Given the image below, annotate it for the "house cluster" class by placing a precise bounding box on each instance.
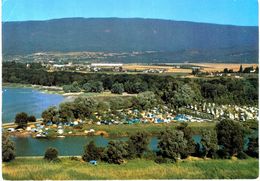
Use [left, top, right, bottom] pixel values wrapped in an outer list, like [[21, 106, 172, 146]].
[[186, 103, 258, 121]]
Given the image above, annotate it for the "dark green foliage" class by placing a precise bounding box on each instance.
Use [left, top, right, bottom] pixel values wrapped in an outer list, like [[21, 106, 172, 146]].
[[200, 130, 218, 158], [216, 119, 244, 156], [83, 80, 104, 93], [246, 137, 259, 158], [177, 123, 195, 158], [44, 147, 59, 161], [2, 134, 15, 162], [63, 81, 81, 93], [3, 62, 258, 106], [133, 91, 157, 110], [82, 141, 104, 162], [15, 112, 28, 128], [157, 129, 187, 161], [104, 141, 128, 164], [237, 152, 248, 160], [216, 149, 230, 159], [59, 102, 75, 122], [127, 132, 150, 158], [27, 115, 36, 122], [73, 97, 98, 119], [111, 82, 124, 94], [238, 65, 243, 73], [243, 66, 254, 73], [154, 156, 174, 164], [41, 106, 59, 123]]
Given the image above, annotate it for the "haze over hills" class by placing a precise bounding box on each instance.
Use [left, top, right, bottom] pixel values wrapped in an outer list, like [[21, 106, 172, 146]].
[[2, 17, 258, 63]]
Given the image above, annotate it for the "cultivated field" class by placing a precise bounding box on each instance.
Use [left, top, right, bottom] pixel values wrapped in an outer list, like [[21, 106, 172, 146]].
[[123, 64, 192, 73], [2, 157, 258, 179], [193, 63, 258, 72]]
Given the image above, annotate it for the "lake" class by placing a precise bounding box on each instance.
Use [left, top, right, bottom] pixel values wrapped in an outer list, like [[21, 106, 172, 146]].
[[11, 135, 202, 156], [2, 87, 64, 123]]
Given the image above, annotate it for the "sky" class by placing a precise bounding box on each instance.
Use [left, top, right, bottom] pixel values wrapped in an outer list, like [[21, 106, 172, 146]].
[[2, 0, 259, 26]]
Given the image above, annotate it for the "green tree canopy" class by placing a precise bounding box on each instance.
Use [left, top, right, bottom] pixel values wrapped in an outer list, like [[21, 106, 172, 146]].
[[157, 129, 188, 161], [216, 119, 244, 156], [104, 141, 128, 164], [111, 82, 124, 94], [41, 106, 59, 123], [127, 132, 150, 158], [83, 80, 104, 93], [15, 112, 28, 128], [82, 141, 104, 162], [2, 133, 15, 162]]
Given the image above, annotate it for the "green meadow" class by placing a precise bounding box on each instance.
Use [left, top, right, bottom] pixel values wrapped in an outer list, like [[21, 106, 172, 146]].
[[2, 157, 258, 180]]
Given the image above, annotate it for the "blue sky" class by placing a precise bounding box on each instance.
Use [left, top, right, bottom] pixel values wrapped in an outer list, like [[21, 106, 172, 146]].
[[2, 0, 258, 26]]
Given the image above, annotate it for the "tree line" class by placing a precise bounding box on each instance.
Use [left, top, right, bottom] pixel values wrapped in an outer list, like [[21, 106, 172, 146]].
[[3, 62, 258, 106], [3, 119, 258, 163]]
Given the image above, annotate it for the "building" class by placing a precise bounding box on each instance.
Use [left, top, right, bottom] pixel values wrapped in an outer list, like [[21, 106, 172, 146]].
[[91, 63, 123, 67]]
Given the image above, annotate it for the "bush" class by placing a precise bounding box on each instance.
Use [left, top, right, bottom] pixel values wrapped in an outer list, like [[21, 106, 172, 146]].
[[237, 152, 248, 160], [216, 149, 231, 159], [82, 141, 104, 162], [104, 141, 128, 164], [15, 112, 28, 128], [44, 147, 59, 161], [70, 156, 80, 161], [2, 134, 15, 162], [154, 156, 175, 164], [27, 115, 36, 122]]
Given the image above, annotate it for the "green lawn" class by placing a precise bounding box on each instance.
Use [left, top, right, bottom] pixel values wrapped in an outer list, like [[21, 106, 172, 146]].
[[2, 157, 258, 180]]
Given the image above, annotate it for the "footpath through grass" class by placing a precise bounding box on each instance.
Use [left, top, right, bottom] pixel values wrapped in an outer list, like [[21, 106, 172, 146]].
[[2, 157, 258, 180]]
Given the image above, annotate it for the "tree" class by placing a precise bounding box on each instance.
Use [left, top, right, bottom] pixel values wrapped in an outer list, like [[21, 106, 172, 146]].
[[243, 66, 254, 73], [82, 141, 104, 161], [127, 132, 150, 158], [177, 122, 195, 158], [238, 65, 243, 73], [171, 84, 199, 108], [83, 81, 104, 93], [111, 82, 124, 94], [200, 130, 218, 158], [44, 147, 59, 161], [216, 119, 244, 157], [104, 141, 128, 164], [157, 129, 187, 162], [223, 68, 229, 73], [133, 91, 157, 110], [41, 106, 59, 123], [15, 112, 28, 128], [2, 134, 15, 162], [74, 97, 98, 119], [246, 137, 258, 158], [63, 81, 81, 93], [27, 115, 36, 122], [59, 102, 75, 122]]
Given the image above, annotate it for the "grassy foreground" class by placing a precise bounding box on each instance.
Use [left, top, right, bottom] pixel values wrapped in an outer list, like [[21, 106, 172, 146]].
[[2, 157, 258, 180]]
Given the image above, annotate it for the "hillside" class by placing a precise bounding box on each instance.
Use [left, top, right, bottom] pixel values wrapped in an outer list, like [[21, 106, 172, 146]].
[[2, 18, 258, 62]]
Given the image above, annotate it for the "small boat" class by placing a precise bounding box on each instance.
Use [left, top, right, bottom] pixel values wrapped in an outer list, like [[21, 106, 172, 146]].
[[57, 135, 65, 138]]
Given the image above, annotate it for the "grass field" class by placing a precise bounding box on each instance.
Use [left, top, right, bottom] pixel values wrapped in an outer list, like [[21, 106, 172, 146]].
[[2, 157, 258, 180], [79, 121, 216, 137]]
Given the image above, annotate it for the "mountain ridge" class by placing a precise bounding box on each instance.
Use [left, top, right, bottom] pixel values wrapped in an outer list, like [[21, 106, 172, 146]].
[[3, 17, 258, 62]]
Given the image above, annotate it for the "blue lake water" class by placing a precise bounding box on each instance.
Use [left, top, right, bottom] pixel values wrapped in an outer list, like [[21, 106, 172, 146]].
[[11, 135, 202, 156], [2, 87, 64, 123]]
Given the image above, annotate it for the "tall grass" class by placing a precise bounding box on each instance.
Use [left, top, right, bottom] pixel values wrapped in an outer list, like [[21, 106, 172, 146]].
[[2, 157, 258, 180]]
